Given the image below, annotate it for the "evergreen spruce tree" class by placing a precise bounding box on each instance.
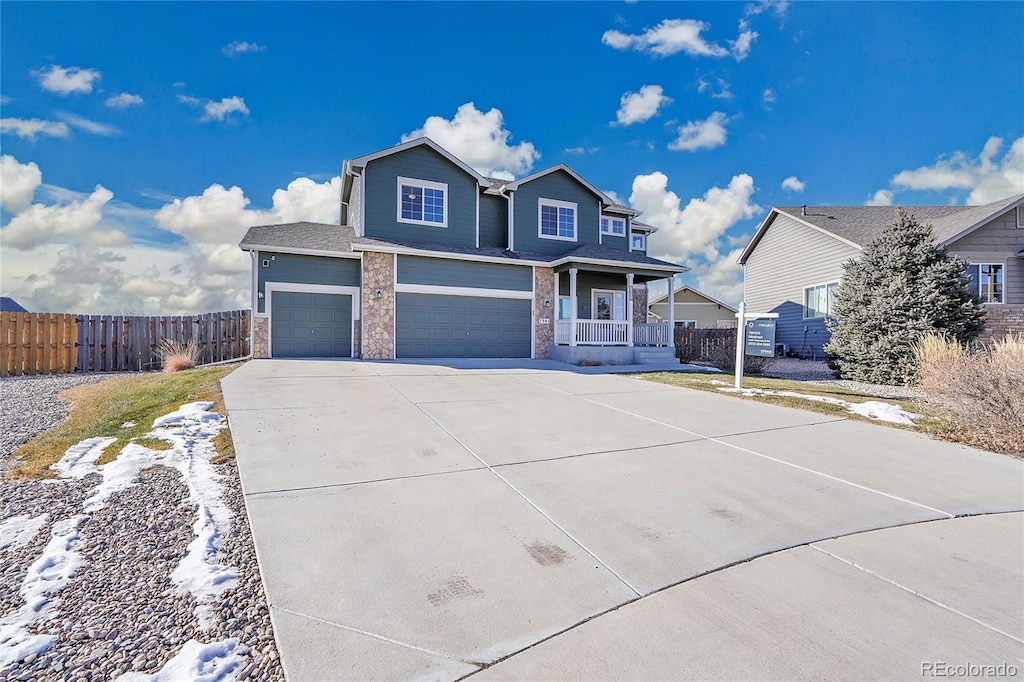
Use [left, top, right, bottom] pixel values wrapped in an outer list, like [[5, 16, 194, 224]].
[[824, 207, 985, 385]]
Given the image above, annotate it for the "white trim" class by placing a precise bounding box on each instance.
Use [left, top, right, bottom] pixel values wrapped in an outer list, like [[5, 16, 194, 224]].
[[530, 266, 536, 359], [557, 255, 687, 273], [507, 191, 515, 252], [350, 137, 490, 187], [359, 169, 366, 237], [397, 176, 448, 228], [591, 288, 627, 321], [504, 163, 639, 214], [802, 281, 840, 319], [250, 250, 258, 347], [394, 283, 533, 300], [538, 197, 578, 242], [241, 244, 361, 259], [1017, 205, 1024, 229], [600, 215, 626, 237], [740, 209, 862, 265], [965, 261, 1005, 304], [630, 231, 646, 252], [264, 282, 361, 359], [475, 190, 480, 248], [392, 253, 397, 359]]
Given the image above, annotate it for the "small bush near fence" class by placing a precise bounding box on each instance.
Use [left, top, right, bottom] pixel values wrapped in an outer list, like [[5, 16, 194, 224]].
[[674, 328, 736, 364], [915, 334, 1024, 456]]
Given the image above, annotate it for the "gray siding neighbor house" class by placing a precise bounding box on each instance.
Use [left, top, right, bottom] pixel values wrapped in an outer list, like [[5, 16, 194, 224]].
[[739, 194, 1024, 359], [238, 137, 688, 363]]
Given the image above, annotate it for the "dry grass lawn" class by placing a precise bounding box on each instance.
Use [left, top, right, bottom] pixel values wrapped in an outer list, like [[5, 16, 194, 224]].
[[11, 364, 240, 480]]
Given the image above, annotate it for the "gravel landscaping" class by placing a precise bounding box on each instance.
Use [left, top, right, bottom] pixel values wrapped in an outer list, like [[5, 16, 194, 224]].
[[0, 374, 284, 681], [763, 358, 924, 400]]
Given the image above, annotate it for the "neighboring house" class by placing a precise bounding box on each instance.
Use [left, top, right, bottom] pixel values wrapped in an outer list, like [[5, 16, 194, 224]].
[[739, 194, 1024, 359], [0, 297, 28, 313], [238, 137, 688, 363], [647, 286, 738, 329]]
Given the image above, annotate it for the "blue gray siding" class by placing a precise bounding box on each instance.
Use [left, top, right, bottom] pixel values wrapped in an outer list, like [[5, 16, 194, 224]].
[[557, 271, 628, 319], [743, 214, 861, 359], [512, 171, 602, 256], [947, 208, 1024, 305], [363, 145, 478, 247], [257, 251, 360, 313], [397, 255, 532, 291], [479, 194, 508, 248]]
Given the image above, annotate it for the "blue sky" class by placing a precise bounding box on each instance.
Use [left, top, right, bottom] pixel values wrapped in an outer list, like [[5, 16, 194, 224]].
[[2, 1, 1022, 313]]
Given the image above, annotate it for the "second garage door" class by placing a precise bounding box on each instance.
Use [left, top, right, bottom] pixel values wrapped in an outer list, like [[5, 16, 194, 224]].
[[271, 291, 352, 358], [396, 293, 531, 358]]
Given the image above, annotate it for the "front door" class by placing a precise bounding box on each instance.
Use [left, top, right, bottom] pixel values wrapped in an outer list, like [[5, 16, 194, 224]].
[[592, 290, 626, 320]]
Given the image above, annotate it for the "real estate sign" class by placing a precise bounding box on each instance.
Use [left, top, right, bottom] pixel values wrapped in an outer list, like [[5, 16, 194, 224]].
[[744, 319, 776, 357]]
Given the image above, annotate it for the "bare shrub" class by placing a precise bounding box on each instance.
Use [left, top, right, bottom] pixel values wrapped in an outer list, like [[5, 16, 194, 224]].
[[158, 338, 201, 373], [709, 344, 773, 374], [915, 334, 1024, 456]]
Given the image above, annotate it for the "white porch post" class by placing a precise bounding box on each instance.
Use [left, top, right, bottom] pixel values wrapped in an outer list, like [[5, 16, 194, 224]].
[[666, 276, 676, 348], [626, 273, 634, 347], [569, 267, 578, 347], [552, 271, 560, 344]]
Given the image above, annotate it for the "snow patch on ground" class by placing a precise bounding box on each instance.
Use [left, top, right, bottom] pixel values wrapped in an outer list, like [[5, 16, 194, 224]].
[[0, 514, 48, 551], [116, 638, 247, 681], [719, 387, 920, 425], [0, 401, 239, 667]]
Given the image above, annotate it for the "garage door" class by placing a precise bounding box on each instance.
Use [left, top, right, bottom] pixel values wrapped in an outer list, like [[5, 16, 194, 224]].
[[396, 293, 531, 358], [271, 291, 352, 358]]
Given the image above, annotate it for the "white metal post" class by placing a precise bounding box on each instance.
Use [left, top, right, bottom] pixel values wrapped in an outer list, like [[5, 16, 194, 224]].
[[666, 276, 675, 348], [626, 273, 634, 347], [734, 300, 746, 389], [569, 267, 578, 348]]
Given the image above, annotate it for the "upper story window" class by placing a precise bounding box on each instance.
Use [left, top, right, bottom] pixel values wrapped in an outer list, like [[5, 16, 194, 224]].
[[539, 199, 577, 241], [1017, 206, 1024, 228], [398, 176, 447, 227], [600, 216, 626, 236], [804, 281, 839, 319], [966, 263, 1003, 303], [631, 232, 647, 251]]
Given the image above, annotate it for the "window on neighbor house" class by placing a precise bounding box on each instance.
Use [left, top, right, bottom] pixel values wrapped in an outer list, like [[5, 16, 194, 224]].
[[803, 282, 839, 319], [716, 319, 737, 329], [966, 263, 1004, 303], [398, 177, 447, 226], [675, 320, 697, 329], [600, 216, 626, 236], [631, 232, 646, 251], [539, 199, 577, 240]]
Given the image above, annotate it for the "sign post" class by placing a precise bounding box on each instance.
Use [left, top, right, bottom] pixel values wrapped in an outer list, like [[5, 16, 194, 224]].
[[734, 303, 779, 389]]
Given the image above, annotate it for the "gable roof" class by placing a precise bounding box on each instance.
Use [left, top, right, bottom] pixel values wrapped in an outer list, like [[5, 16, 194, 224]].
[[739, 193, 1024, 265], [0, 297, 28, 313], [348, 137, 490, 188], [647, 286, 736, 311], [630, 220, 659, 234], [503, 164, 641, 215], [239, 222, 356, 256]]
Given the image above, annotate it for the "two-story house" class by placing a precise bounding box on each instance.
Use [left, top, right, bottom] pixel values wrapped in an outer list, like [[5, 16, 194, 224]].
[[238, 137, 687, 363], [739, 194, 1024, 359]]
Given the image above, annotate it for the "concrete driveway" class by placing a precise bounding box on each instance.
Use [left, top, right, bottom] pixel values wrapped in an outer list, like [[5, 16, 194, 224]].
[[221, 359, 1024, 681]]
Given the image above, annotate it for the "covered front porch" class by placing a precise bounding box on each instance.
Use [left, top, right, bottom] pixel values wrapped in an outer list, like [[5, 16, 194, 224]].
[[548, 262, 685, 362]]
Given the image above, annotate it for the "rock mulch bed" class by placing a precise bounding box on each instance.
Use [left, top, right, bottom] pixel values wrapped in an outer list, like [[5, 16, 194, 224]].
[[0, 374, 284, 681], [762, 358, 924, 400]]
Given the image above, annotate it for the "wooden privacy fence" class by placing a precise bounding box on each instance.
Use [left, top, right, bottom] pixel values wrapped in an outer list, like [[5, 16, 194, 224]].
[[674, 327, 737, 363], [0, 313, 78, 377], [1, 310, 250, 376]]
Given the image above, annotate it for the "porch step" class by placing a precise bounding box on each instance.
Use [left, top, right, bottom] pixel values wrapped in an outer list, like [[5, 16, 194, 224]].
[[633, 347, 679, 365]]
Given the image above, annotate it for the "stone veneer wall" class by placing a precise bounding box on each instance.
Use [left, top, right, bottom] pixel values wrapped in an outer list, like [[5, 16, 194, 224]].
[[361, 252, 395, 359], [979, 304, 1024, 339], [632, 286, 648, 324], [352, 319, 361, 358], [253, 316, 269, 358], [533, 267, 554, 359]]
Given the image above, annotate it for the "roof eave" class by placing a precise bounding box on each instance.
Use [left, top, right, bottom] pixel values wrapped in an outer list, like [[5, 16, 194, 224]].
[[349, 137, 490, 188]]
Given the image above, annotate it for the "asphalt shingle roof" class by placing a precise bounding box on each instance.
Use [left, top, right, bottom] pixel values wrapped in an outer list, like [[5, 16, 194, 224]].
[[239, 222, 355, 253]]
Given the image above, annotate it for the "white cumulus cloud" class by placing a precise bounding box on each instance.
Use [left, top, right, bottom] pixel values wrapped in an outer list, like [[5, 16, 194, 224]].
[[401, 102, 539, 179], [202, 96, 250, 122], [781, 176, 805, 192], [1, 118, 70, 141], [602, 19, 729, 58], [615, 85, 672, 126], [688, 247, 746, 306], [630, 171, 761, 263], [864, 189, 893, 206], [729, 23, 758, 61], [1, 155, 42, 213], [889, 136, 1024, 205], [222, 41, 266, 56], [105, 93, 144, 108], [2, 185, 122, 250], [668, 111, 729, 152], [35, 65, 101, 95]]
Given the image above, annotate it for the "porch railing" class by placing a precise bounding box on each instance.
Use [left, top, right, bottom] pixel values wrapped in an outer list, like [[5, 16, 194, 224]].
[[554, 320, 572, 345], [633, 322, 671, 347]]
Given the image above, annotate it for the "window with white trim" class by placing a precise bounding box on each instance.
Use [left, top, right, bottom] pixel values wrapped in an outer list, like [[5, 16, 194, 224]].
[[557, 296, 572, 320], [675, 320, 697, 329], [803, 282, 839, 319], [1017, 206, 1024, 228], [600, 216, 626, 236], [716, 319, 737, 329], [592, 289, 626, 320], [966, 263, 1004, 303], [397, 177, 447, 227], [539, 199, 577, 240], [631, 232, 646, 251]]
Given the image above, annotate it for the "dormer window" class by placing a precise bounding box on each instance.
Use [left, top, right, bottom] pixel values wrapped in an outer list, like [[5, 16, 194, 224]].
[[631, 232, 647, 251], [398, 176, 447, 227], [539, 198, 577, 241], [600, 216, 626, 236]]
